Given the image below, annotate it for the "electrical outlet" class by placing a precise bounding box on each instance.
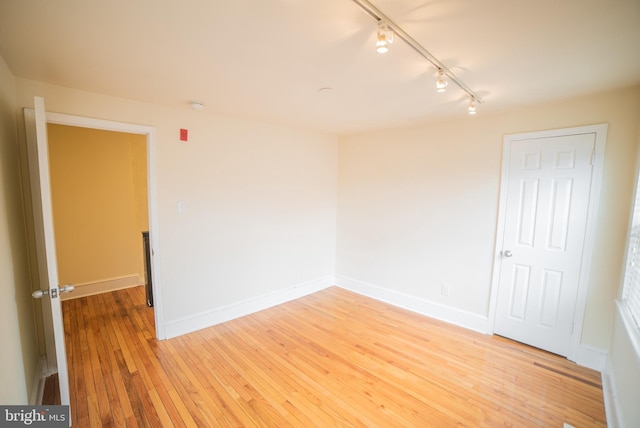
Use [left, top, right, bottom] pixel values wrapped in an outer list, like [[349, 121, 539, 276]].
[[441, 284, 450, 297]]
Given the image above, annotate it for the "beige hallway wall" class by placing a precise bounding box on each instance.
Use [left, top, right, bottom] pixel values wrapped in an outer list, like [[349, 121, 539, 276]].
[[48, 124, 148, 290]]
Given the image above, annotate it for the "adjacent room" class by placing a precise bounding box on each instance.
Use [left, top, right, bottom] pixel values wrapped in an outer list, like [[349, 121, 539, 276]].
[[0, 0, 639, 426]]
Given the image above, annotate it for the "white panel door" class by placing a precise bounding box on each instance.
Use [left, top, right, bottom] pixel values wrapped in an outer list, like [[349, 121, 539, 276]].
[[494, 133, 595, 356], [24, 97, 71, 409]]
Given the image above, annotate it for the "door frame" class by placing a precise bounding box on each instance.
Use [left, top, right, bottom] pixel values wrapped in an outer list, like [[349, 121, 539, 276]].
[[488, 124, 607, 364], [44, 111, 166, 339]]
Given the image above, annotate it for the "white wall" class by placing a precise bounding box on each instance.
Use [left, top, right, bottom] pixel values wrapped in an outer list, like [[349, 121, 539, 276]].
[[606, 120, 640, 428], [609, 305, 640, 427], [337, 86, 640, 352], [15, 78, 338, 330], [0, 57, 39, 403]]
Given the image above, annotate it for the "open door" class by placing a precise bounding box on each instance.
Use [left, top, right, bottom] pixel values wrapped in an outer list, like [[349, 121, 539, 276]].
[[24, 97, 73, 413]]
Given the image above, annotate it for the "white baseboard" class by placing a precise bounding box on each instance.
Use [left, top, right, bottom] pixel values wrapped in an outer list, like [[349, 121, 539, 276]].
[[335, 275, 492, 334], [29, 356, 48, 405], [602, 356, 624, 428], [61, 274, 142, 300], [164, 275, 335, 339], [571, 344, 608, 372]]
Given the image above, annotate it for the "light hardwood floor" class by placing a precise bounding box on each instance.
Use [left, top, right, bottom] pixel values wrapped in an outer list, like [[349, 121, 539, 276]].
[[62, 286, 606, 427]]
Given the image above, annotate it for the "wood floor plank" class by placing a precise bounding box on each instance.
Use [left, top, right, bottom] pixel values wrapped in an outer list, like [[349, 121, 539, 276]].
[[253, 303, 461, 427], [167, 389, 199, 428], [175, 334, 262, 427], [42, 374, 60, 405], [163, 339, 235, 427], [85, 293, 115, 427], [221, 317, 358, 427], [61, 285, 607, 427]]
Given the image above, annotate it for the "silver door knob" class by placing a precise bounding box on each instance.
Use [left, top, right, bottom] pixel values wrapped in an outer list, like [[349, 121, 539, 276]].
[[60, 284, 75, 293], [32, 285, 75, 299], [32, 289, 49, 299], [503, 250, 513, 257]]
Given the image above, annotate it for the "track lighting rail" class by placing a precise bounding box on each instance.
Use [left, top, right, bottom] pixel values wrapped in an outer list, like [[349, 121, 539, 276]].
[[351, 0, 483, 105]]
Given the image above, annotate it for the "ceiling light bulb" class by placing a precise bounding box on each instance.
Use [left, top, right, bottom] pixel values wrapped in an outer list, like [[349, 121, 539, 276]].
[[436, 69, 448, 93], [468, 96, 477, 115], [376, 35, 389, 54], [376, 21, 393, 54]]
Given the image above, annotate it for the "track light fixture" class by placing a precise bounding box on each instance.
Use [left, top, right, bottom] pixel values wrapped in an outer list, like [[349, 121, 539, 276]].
[[376, 20, 394, 54], [352, 0, 483, 114], [436, 69, 448, 93], [468, 96, 477, 115]]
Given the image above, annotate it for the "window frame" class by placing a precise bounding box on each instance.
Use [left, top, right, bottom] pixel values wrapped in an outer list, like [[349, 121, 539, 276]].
[[618, 158, 640, 363]]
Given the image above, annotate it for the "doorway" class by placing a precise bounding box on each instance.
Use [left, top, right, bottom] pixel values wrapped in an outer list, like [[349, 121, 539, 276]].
[[490, 124, 607, 360]]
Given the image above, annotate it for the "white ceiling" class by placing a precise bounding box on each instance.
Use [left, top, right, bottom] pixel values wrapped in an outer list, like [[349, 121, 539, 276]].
[[1, 0, 639, 135]]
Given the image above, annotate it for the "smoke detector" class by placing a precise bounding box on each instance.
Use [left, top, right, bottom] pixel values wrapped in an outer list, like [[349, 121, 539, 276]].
[[189, 100, 205, 110]]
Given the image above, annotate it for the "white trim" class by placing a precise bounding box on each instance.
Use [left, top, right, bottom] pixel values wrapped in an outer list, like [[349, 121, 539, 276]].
[[60, 275, 141, 300], [46, 112, 154, 135], [487, 130, 513, 331], [29, 356, 48, 405], [164, 276, 335, 339], [41, 111, 166, 339], [488, 124, 608, 362], [572, 344, 608, 372], [146, 127, 165, 339], [569, 124, 608, 360], [336, 275, 491, 334], [616, 300, 640, 366], [603, 355, 624, 428]]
